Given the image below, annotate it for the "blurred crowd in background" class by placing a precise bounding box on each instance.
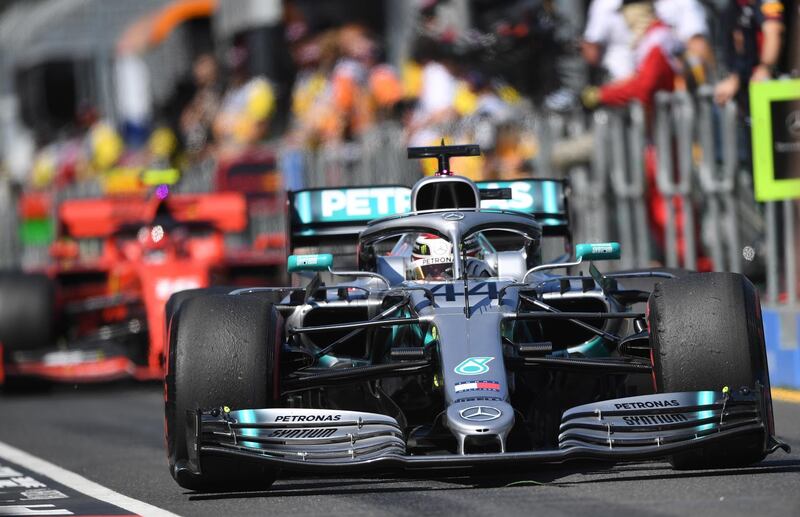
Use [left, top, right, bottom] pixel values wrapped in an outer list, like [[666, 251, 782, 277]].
[[0, 0, 796, 197]]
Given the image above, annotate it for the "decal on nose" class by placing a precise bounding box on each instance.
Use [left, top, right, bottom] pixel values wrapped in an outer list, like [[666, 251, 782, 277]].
[[454, 357, 494, 375]]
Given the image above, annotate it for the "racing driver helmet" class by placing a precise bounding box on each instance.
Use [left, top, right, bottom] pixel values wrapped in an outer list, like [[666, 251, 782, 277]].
[[138, 224, 173, 261], [408, 233, 453, 280]]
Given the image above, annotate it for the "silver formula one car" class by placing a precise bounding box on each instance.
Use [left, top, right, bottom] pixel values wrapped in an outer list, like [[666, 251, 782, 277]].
[[164, 144, 788, 491]]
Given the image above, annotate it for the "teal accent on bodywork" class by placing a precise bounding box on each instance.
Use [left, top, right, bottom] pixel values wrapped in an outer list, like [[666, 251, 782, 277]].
[[423, 327, 437, 346], [237, 410, 262, 449], [294, 187, 411, 224], [566, 335, 610, 357], [503, 318, 610, 358], [390, 307, 433, 347], [476, 179, 565, 216], [318, 355, 339, 368], [575, 242, 621, 261], [695, 391, 717, 432], [287, 253, 333, 273], [542, 180, 558, 214], [295, 191, 314, 225]]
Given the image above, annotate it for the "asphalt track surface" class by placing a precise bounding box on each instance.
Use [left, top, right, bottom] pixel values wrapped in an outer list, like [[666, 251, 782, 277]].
[[0, 382, 799, 517]]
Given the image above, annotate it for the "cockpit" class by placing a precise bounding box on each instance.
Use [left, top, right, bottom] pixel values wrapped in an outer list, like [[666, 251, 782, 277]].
[[357, 209, 542, 284]]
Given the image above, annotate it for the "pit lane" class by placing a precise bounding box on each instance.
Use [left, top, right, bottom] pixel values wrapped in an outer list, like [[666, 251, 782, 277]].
[[0, 382, 798, 516]]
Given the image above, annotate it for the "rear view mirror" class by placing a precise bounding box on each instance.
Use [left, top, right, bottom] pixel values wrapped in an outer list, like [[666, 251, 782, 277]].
[[575, 242, 620, 261], [287, 253, 333, 273]]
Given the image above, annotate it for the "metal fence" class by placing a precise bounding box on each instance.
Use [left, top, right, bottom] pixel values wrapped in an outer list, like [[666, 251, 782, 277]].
[[578, 88, 795, 306], [2, 89, 797, 307], [577, 89, 728, 273], [281, 121, 421, 190]]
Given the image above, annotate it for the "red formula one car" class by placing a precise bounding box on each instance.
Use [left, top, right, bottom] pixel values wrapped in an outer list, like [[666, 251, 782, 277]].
[[0, 191, 284, 386]]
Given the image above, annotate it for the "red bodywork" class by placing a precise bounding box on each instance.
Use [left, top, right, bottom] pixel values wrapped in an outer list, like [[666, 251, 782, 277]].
[[5, 191, 284, 383], [5, 147, 288, 384]]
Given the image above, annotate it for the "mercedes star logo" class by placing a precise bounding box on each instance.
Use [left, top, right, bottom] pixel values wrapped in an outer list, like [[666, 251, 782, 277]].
[[442, 212, 464, 221], [787, 110, 800, 138], [459, 405, 502, 422]]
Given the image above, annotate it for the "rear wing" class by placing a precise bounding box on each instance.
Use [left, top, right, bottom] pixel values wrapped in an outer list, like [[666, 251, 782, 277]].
[[477, 179, 570, 238], [215, 148, 282, 195], [286, 178, 569, 255], [287, 186, 410, 260], [59, 193, 247, 238]]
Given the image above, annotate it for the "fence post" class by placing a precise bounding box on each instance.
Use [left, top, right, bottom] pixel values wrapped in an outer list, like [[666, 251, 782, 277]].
[[674, 92, 697, 270], [628, 102, 650, 268], [536, 110, 556, 178], [609, 104, 649, 269], [608, 101, 649, 269], [572, 109, 610, 245], [654, 92, 697, 270], [766, 201, 779, 304], [696, 88, 740, 273], [785, 200, 797, 304], [609, 108, 634, 269], [721, 101, 742, 273], [654, 92, 679, 267]]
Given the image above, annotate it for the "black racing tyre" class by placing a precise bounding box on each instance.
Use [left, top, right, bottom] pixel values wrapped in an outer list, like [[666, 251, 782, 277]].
[[0, 272, 54, 351], [614, 267, 693, 295], [165, 294, 282, 491], [165, 287, 234, 329], [648, 272, 771, 469], [166, 287, 286, 327]]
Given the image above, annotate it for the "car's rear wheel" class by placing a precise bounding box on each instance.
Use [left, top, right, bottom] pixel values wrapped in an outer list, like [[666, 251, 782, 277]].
[[648, 272, 770, 469], [165, 294, 282, 491], [0, 272, 54, 351]]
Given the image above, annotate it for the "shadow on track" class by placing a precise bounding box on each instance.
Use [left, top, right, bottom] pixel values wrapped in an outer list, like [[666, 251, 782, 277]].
[[185, 462, 623, 500], [556, 458, 800, 486], [1, 378, 162, 397], [187, 458, 800, 501]]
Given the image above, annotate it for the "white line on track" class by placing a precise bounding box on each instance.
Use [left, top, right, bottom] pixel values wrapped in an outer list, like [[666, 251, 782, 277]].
[[0, 440, 180, 517]]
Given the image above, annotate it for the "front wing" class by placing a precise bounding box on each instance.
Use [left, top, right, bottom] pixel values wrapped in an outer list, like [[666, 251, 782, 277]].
[[179, 387, 789, 482]]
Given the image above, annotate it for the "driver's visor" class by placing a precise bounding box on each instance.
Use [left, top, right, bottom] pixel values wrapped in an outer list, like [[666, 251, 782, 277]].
[[408, 257, 453, 280]]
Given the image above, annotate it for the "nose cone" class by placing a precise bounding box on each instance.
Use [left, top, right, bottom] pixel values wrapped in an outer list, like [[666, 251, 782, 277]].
[[446, 401, 515, 453]]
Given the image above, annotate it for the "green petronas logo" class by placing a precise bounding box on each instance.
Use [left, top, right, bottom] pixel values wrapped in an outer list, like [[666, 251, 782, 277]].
[[454, 357, 494, 375]]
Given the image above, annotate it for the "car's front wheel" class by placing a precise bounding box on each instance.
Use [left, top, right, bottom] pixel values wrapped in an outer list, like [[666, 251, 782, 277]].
[[165, 293, 281, 491], [648, 272, 771, 469]]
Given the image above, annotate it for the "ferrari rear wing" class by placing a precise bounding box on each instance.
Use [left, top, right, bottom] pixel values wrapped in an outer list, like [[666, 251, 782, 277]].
[[286, 178, 570, 257], [59, 193, 248, 238]]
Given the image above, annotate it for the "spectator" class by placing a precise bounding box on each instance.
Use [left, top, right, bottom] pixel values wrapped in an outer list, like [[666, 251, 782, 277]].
[[368, 63, 403, 122], [328, 24, 379, 139], [213, 44, 276, 158], [287, 25, 388, 146], [582, 0, 700, 269], [582, 0, 712, 85], [581, 0, 682, 108], [287, 29, 338, 146], [713, 1, 786, 107], [179, 54, 221, 161], [405, 36, 458, 147]]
